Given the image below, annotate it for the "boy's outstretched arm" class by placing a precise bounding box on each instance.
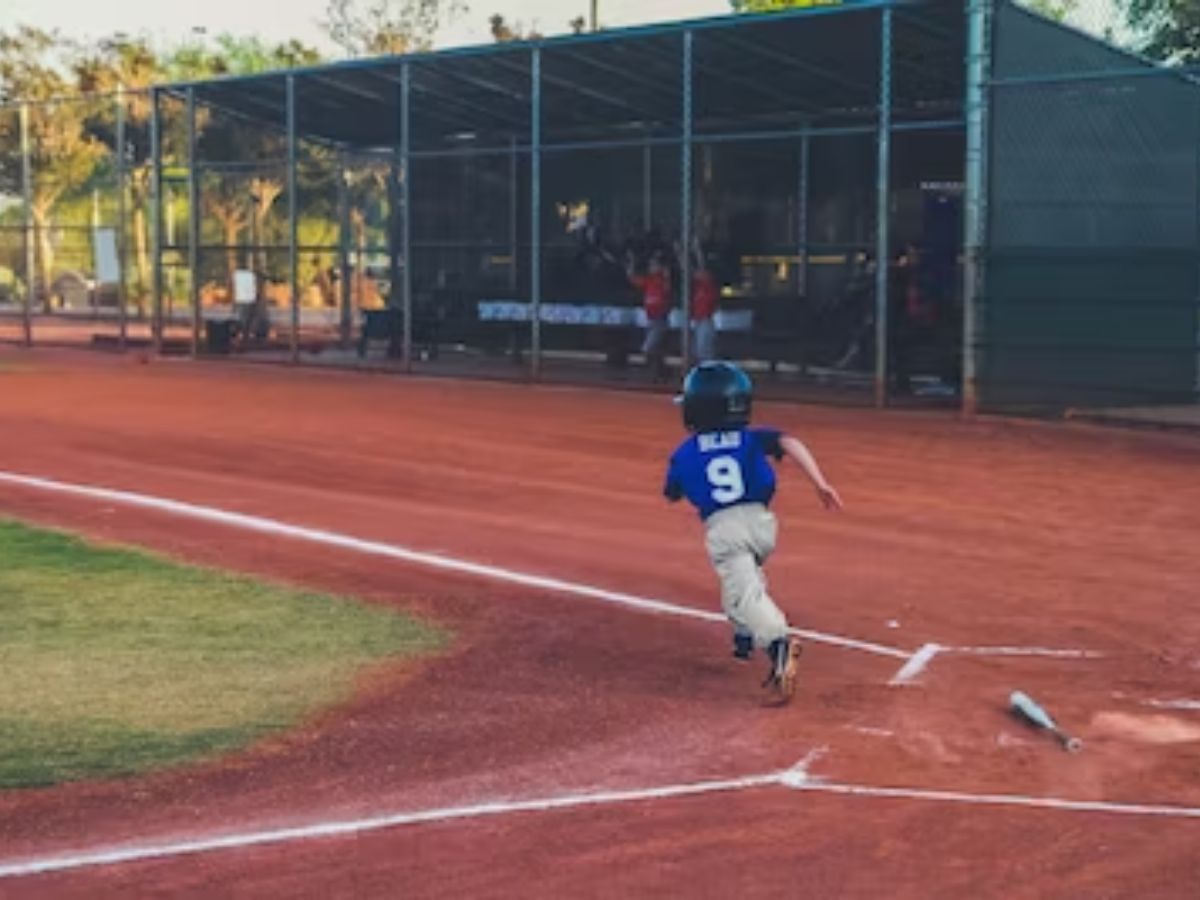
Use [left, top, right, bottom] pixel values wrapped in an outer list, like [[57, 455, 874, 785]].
[[780, 435, 843, 510]]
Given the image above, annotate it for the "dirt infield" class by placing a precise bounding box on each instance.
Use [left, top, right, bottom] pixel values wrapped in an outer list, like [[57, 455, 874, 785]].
[[1, 347, 1199, 898]]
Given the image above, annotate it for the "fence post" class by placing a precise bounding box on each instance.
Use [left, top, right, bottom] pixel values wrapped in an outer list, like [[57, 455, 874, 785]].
[[798, 130, 810, 298], [680, 30, 694, 370], [19, 102, 34, 347], [400, 62, 413, 373], [509, 135, 518, 295], [963, 0, 993, 417], [286, 74, 299, 364], [115, 86, 129, 352], [530, 47, 542, 380], [873, 6, 893, 409], [337, 152, 352, 350], [643, 142, 652, 232], [187, 87, 200, 358], [150, 88, 163, 354]]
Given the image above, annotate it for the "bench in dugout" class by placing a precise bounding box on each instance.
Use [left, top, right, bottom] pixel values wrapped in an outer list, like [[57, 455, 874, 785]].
[[358, 297, 447, 361]]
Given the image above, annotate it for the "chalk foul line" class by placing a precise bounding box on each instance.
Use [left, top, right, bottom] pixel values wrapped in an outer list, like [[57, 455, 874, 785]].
[[0, 469, 907, 660], [4, 753, 1200, 881], [0, 760, 812, 880]]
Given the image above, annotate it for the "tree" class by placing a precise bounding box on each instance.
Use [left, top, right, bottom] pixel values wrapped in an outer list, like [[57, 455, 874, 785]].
[[322, 0, 468, 57], [74, 36, 161, 309], [488, 14, 542, 42], [0, 26, 105, 310], [207, 35, 323, 74], [204, 188, 249, 285], [730, 0, 845, 11], [1122, 0, 1200, 63], [70, 33, 323, 312], [1026, 0, 1079, 21]]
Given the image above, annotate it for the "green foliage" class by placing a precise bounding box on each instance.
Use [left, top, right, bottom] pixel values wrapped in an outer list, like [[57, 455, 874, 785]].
[[1122, 0, 1200, 63], [0, 27, 107, 300], [322, 0, 467, 57], [160, 34, 324, 80], [0, 29, 325, 303], [730, 0, 846, 11], [1025, 0, 1079, 22], [489, 14, 542, 42], [0, 519, 446, 789]]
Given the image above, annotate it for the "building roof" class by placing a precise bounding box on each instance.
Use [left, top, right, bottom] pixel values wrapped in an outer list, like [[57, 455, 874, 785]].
[[163, 0, 965, 151]]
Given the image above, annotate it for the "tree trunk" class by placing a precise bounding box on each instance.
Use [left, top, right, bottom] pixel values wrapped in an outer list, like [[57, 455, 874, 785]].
[[130, 171, 151, 318], [255, 209, 269, 281], [31, 207, 54, 314], [225, 221, 240, 295]]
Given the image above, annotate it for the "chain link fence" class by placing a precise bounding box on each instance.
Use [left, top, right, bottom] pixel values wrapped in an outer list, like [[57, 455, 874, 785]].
[[3, 3, 1193, 415], [982, 0, 1200, 411]]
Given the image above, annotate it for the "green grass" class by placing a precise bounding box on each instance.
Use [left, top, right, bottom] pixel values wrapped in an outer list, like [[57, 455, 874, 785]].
[[0, 520, 447, 789]]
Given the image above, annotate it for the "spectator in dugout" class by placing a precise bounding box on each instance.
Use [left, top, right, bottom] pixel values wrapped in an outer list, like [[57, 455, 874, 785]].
[[688, 236, 719, 363], [626, 246, 672, 381]]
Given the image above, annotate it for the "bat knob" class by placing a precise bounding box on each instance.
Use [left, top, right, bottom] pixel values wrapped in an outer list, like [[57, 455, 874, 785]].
[[1063, 736, 1083, 753]]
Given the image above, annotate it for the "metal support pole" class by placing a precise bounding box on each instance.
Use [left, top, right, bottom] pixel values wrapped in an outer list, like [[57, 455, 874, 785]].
[[186, 87, 200, 358], [590, 0, 598, 32], [963, 0, 992, 416], [150, 88, 163, 354], [286, 75, 299, 363], [531, 47, 542, 378], [19, 103, 34, 347], [400, 63, 413, 372], [115, 86, 128, 351], [337, 154, 352, 349], [873, 7, 893, 408], [643, 142, 652, 230], [680, 30, 694, 368], [387, 155, 400, 358], [509, 135, 518, 294], [798, 131, 810, 297]]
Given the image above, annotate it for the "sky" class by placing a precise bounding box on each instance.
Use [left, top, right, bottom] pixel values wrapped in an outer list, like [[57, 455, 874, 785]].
[[0, 0, 1126, 57], [1, 0, 733, 53]]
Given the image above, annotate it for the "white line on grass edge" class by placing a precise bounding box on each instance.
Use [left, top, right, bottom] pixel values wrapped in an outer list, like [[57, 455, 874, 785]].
[[0, 470, 904, 660], [3, 751, 1200, 881]]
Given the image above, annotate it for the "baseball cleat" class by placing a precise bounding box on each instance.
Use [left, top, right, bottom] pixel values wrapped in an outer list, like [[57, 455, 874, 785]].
[[762, 637, 802, 703], [732, 631, 754, 661]]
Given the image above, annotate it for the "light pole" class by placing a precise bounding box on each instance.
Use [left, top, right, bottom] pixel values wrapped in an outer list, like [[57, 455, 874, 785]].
[[590, 0, 598, 31]]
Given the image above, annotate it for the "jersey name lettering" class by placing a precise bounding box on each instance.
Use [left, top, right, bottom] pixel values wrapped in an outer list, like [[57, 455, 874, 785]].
[[698, 431, 742, 453]]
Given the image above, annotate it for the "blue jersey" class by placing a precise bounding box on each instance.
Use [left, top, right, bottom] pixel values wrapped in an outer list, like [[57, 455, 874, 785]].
[[664, 427, 785, 520]]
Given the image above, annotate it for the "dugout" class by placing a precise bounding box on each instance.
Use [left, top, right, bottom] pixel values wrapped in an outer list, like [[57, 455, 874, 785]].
[[147, 0, 965, 402], [8, 1, 1191, 412]]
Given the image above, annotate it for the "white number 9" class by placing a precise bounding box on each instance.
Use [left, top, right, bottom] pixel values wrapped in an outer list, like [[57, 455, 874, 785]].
[[706, 455, 746, 504]]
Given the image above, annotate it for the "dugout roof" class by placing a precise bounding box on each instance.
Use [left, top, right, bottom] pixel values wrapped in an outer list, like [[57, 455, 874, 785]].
[[162, 0, 965, 152]]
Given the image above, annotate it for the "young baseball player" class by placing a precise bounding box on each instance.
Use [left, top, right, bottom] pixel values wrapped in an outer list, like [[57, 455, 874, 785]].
[[663, 361, 842, 702], [689, 238, 720, 364], [626, 249, 672, 381]]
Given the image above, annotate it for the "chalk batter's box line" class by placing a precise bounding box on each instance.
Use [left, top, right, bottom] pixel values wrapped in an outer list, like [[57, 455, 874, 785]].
[[2, 750, 1198, 882], [0, 471, 1098, 685]]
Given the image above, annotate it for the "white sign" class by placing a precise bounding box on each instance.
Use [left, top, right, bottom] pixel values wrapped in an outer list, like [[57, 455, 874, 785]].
[[233, 270, 257, 304], [477, 301, 753, 332], [93, 228, 120, 285]]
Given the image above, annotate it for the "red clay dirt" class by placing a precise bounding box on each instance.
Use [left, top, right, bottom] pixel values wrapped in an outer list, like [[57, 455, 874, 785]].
[[0, 347, 1199, 898]]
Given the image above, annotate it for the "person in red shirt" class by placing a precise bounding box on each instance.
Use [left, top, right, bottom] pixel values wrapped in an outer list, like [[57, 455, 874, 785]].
[[689, 237, 719, 363], [627, 250, 672, 380]]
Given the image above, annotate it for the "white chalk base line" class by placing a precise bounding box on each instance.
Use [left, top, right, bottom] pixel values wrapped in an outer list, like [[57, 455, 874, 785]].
[[0, 470, 906, 660], [3, 752, 1200, 881], [0, 471, 1101, 688], [889, 642, 1103, 686]]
